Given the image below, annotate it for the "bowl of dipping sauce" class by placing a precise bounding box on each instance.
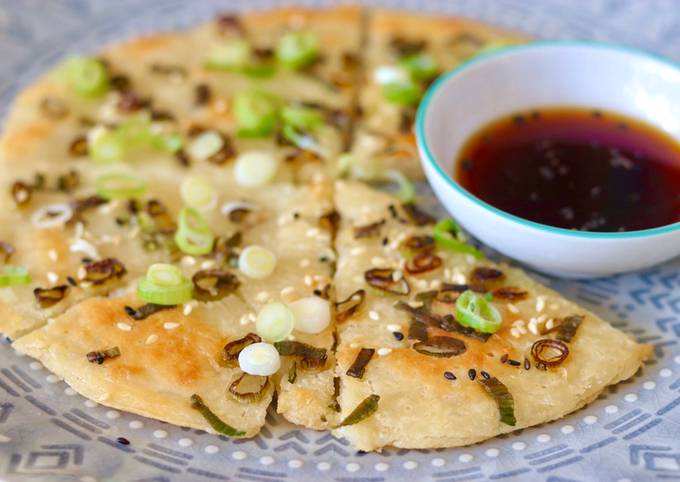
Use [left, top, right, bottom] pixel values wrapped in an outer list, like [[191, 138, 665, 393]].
[[416, 41, 680, 278]]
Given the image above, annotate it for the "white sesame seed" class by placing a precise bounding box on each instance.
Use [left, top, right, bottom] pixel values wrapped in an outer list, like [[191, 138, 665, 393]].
[[377, 348, 392, 356], [386, 324, 401, 332], [181, 256, 196, 267], [256, 291, 269, 302], [306, 228, 320, 237], [117, 322, 132, 332], [510, 328, 520, 338], [350, 246, 366, 256], [408, 300, 424, 308], [77, 266, 87, 280], [47, 318, 55, 325], [281, 286, 295, 296], [350, 342, 359, 349], [545, 318, 555, 330], [248, 312, 257, 322], [536, 297, 545, 312], [145, 334, 159, 345], [201, 260, 216, 270], [416, 279, 428, 290], [304, 275, 313, 286], [48, 249, 58, 262], [369, 310, 380, 321], [182, 304, 193, 316], [528, 322, 539, 335], [430, 279, 441, 290], [299, 259, 310, 268], [163, 322, 180, 330], [392, 270, 403, 281], [47, 272, 59, 284], [371, 256, 386, 266], [507, 304, 519, 314], [240, 315, 249, 326]]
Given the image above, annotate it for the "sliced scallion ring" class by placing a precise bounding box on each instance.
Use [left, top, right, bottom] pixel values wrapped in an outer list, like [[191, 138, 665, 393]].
[[289, 296, 331, 334], [238, 342, 281, 376], [281, 105, 323, 130], [137, 263, 192, 305], [381, 80, 422, 106], [380, 169, 416, 203], [205, 40, 252, 70], [234, 151, 279, 187], [63, 57, 109, 97], [233, 91, 278, 137], [455, 290, 502, 334], [152, 132, 184, 154], [255, 302, 295, 342], [117, 113, 153, 146], [398, 53, 439, 81], [276, 31, 318, 69], [187, 130, 224, 161], [0, 266, 31, 287], [174, 207, 214, 256], [31, 203, 74, 229], [180, 176, 218, 211], [238, 245, 277, 279], [432, 218, 484, 258], [89, 129, 127, 164], [95, 173, 147, 200]]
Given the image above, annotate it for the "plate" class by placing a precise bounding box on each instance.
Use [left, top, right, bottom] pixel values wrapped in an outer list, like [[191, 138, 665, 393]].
[[1, 1, 680, 481]]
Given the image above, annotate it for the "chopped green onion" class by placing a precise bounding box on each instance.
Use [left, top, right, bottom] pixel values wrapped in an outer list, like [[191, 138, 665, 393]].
[[95, 173, 147, 200], [190, 394, 245, 437], [276, 31, 318, 69], [238, 342, 281, 376], [233, 91, 279, 137], [432, 219, 484, 258], [0, 266, 31, 287], [234, 151, 279, 188], [381, 169, 416, 203], [152, 132, 184, 154], [338, 394, 380, 427], [238, 245, 277, 279], [117, 113, 153, 146], [381, 80, 421, 105], [478, 377, 516, 426], [240, 64, 277, 78], [399, 53, 439, 81], [180, 176, 217, 210], [137, 263, 192, 305], [187, 130, 224, 161], [205, 40, 251, 70], [63, 57, 109, 97], [256, 302, 295, 342], [174, 207, 214, 256], [89, 130, 127, 164], [281, 124, 323, 156], [455, 290, 502, 334], [281, 105, 322, 130]]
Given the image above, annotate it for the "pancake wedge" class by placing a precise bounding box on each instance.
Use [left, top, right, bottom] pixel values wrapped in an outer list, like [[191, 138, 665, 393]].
[[331, 181, 651, 451]]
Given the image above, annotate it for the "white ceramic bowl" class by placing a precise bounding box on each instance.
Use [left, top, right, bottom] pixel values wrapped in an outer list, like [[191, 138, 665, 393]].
[[416, 41, 680, 278]]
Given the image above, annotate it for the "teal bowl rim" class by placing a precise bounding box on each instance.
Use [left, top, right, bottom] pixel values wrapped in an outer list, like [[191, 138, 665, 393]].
[[415, 39, 680, 239]]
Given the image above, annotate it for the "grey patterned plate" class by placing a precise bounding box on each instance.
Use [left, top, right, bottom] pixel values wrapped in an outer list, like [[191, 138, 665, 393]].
[[2, 1, 680, 481]]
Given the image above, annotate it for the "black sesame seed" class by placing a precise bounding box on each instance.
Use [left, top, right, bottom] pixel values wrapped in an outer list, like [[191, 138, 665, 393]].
[[116, 437, 130, 445], [500, 354, 509, 363], [468, 368, 476, 381], [381, 237, 389, 246], [443, 371, 456, 380], [313, 289, 322, 296], [480, 371, 490, 380], [81, 257, 93, 264], [66, 276, 77, 287], [392, 331, 404, 341], [293, 212, 300, 220], [524, 357, 531, 370], [507, 359, 521, 367]]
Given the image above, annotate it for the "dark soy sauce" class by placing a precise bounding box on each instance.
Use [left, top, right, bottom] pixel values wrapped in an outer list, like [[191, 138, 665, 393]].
[[455, 107, 680, 232]]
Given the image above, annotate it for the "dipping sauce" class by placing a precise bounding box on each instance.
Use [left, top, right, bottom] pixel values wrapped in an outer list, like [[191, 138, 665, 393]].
[[455, 107, 680, 232]]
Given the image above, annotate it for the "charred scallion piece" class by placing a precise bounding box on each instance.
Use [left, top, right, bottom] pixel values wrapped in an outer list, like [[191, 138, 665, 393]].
[[34, 285, 69, 308], [124, 303, 173, 321], [11, 181, 32, 206], [554, 315, 584, 343], [346, 348, 375, 379], [492, 286, 529, 301], [334, 289, 365, 322], [319, 210, 340, 241], [221, 333, 261, 367], [228, 374, 270, 403], [478, 376, 516, 426], [273, 340, 328, 369], [401, 234, 435, 254], [353, 219, 386, 239], [401, 203, 435, 226], [192, 269, 240, 301], [0, 241, 15, 262], [436, 283, 468, 304], [328, 376, 341, 412], [413, 336, 466, 358], [405, 253, 442, 275], [86, 346, 121, 364], [365, 268, 410, 295], [531, 339, 570, 368], [84, 258, 127, 285], [469, 267, 505, 292], [338, 394, 380, 427], [288, 362, 298, 384], [190, 394, 245, 437]]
